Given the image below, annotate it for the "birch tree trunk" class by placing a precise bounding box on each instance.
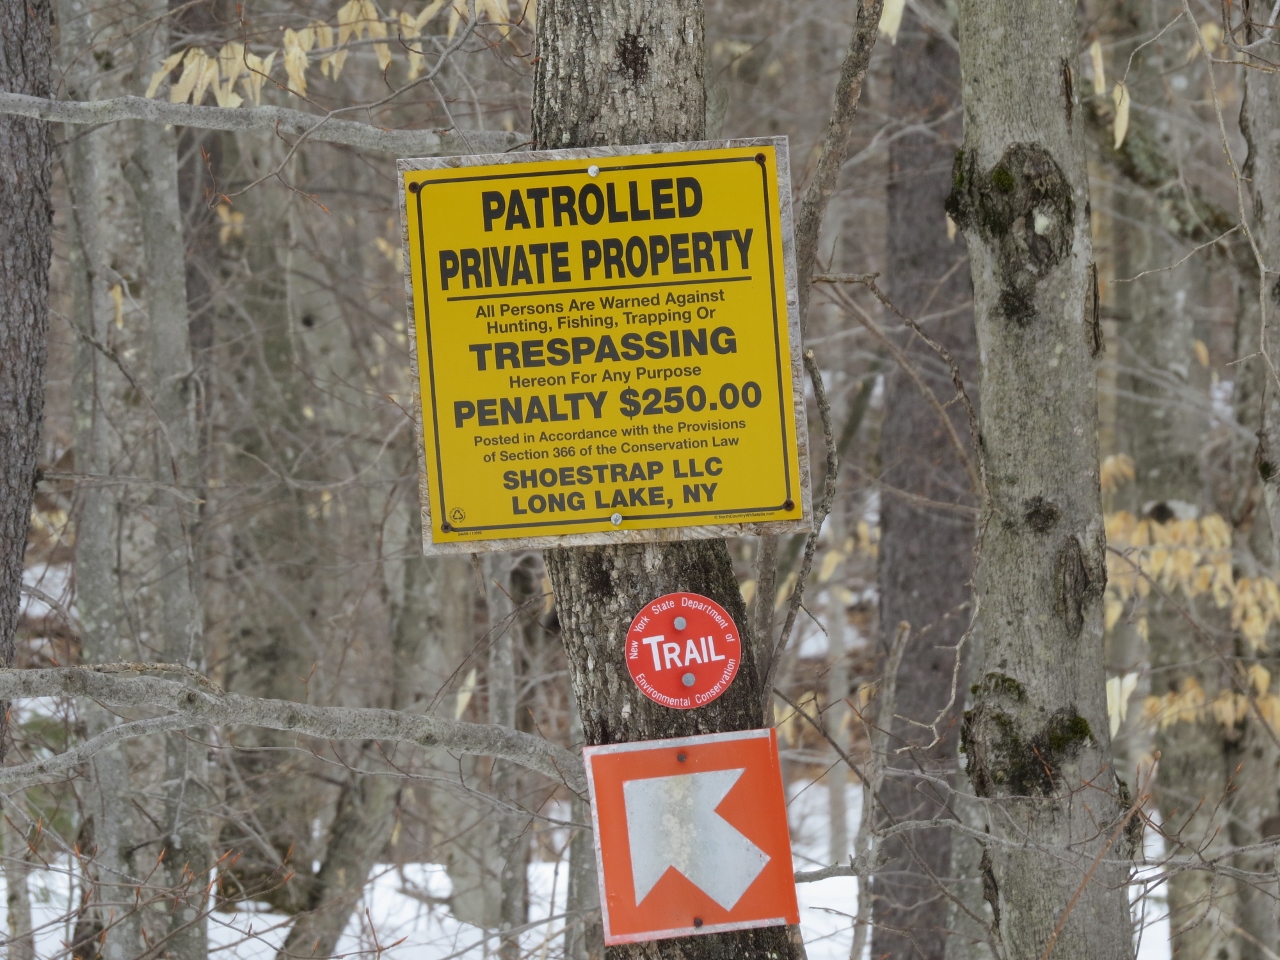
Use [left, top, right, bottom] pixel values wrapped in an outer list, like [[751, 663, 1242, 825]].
[[533, 4, 800, 957], [873, 10, 975, 958], [1236, 6, 1280, 953], [946, 0, 1136, 955], [0, 0, 52, 728]]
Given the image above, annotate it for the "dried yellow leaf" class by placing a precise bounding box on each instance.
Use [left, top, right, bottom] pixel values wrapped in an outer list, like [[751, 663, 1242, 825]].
[[1105, 597, 1123, 632], [1187, 20, 1222, 60], [818, 549, 844, 583], [1106, 672, 1139, 736], [1259, 693, 1280, 733], [169, 48, 205, 104], [447, 1, 464, 40], [109, 283, 124, 329], [1105, 509, 1137, 544], [283, 27, 316, 95], [1147, 546, 1168, 581], [361, 0, 392, 69], [774, 572, 797, 611], [454, 667, 477, 719], [1089, 39, 1106, 96], [215, 42, 246, 107], [1248, 663, 1272, 696], [216, 204, 245, 245], [879, 0, 906, 43], [1100, 454, 1136, 493], [146, 50, 186, 99], [1113, 81, 1130, 150], [240, 51, 275, 106], [1194, 339, 1210, 367]]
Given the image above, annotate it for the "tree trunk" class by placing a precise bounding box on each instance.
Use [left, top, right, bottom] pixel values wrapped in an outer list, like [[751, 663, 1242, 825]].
[[4, 801, 35, 960], [1114, 188, 1236, 958], [1236, 6, 1280, 954], [483, 552, 531, 960], [567, 688, 604, 960], [825, 500, 849, 867], [279, 531, 477, 958], [127, 14, 213, 956], [533, 3, 800, 958], [873, 10, 975, 959], [0, 0, 52, 740], [59, 1, 146, 953], [946, 0, 1136, 955]]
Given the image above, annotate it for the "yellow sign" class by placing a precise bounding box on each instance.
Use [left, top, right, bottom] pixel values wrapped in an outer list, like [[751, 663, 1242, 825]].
[[398, 139, 809, 553]]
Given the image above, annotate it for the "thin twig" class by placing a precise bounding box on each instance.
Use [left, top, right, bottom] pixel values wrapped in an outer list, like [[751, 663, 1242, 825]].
[[760, 351, 839, 716]]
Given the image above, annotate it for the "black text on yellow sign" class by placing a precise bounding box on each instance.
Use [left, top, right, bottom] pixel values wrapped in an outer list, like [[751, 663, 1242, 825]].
[[398, 140, 809, 552]]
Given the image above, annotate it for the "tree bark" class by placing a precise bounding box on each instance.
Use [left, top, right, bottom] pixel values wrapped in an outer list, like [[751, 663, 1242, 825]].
[[483, 552, 531, 959], [824, 500, 849, 867], [127, 14, 213, 956], [279, 536, 476, 958], [0, 0, 52, 742], [534, 3, 800, 958], [1236, 5, 1280, 954], [567, 687, 604, 960], [58, 1, 147, 953], [873, 10, 975, 959], [946, 0, 1136, 956], [1114, 182, 1236, 959], [4, 801, 35, 960]]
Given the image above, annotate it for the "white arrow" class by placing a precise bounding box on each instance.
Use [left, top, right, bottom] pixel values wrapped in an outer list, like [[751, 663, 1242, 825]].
[[622, 768, 770, 910]]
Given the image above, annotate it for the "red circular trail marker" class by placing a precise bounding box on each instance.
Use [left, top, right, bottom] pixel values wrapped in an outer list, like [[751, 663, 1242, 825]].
[[625, 593, 741, 710]]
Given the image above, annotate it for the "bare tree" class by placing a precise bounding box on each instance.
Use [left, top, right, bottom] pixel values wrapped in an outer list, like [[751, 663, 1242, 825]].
[[946, 0, 1137, 955], [0, 0, 53, 707], [872, 8, 975, 958]]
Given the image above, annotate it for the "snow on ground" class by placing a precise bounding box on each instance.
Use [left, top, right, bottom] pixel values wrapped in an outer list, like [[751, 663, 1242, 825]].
[[0, 780, 1172, 959]]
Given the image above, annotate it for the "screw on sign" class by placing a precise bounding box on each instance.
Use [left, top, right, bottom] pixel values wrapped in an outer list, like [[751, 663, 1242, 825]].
[[626, 593, 740, 709]]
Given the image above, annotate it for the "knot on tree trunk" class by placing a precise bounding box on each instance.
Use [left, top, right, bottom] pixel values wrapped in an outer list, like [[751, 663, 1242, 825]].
[[1054, 531, 1105, 640], [946, 142, 1075, 326], [962, 696, 1095, 799]]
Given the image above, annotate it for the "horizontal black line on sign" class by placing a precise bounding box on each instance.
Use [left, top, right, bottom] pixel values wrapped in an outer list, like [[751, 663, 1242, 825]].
[[447, 504, 788, 533], [407, 154, 763, 187], [445, 275, 753, 303]]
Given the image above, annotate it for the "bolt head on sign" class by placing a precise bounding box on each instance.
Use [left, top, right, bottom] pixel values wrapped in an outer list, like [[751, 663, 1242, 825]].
[[627, 593, 740, 709], [583, 728, 799, 945]]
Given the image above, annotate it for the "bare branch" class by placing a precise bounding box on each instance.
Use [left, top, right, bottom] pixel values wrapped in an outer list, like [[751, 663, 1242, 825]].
[[0, 715, 192, 785], [0, 668, 586, 793], [793, 0, 886, 325], [760, 350, 840, 712], [0, 92, 526, 156], [794, 852, 882, 883]]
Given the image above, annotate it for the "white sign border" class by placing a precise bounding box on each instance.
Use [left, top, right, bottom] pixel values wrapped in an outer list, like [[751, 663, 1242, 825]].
[[397, 137, 812, 556]]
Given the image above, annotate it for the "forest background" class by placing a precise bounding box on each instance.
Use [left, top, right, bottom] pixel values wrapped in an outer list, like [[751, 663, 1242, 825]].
[[2, 0, 1279, 958]]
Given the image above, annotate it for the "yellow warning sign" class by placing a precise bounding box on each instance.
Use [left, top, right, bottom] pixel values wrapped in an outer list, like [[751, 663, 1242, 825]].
[[398, 139, 810, 553]]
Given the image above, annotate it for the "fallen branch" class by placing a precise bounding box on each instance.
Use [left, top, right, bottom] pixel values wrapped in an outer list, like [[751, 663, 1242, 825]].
[[0, 92, 526, 156], [0, 667, 585, 793]]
